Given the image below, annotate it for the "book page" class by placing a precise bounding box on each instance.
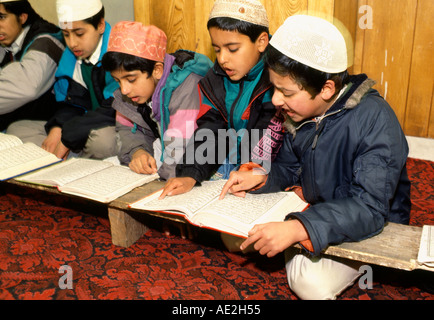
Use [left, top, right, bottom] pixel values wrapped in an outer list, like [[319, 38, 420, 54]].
[[16, 158, 113, 186], [203, 192, 288, 225], [0, 133, 22, 151], [58, 166, 159, 203], [417, 225, 434, 267], [195, 191, 307, 237], [0, 143, 61, 180], [130, 180, 227, 216]]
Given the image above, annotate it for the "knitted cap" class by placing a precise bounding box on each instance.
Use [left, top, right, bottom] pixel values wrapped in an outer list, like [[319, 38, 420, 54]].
[[270, 15, 348, 73], [107, 21, 167, 63], [209, 0, 269, 28], [56, 0, 103, 25]]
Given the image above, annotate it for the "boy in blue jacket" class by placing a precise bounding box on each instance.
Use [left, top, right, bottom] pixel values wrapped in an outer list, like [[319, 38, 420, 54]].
[[220, 15, 411, 300], [9, 0, 119, 160]]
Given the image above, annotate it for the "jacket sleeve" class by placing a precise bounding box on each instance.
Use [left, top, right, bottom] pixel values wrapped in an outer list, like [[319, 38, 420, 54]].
[[254, 132, 302, 193], [44, 102, 85, 132], [116, 113, 156, 166], [159, 74, 201, 180], [175, 93, 227, 183], [0, 36, 64, 114], [61, 98, 116, 151]]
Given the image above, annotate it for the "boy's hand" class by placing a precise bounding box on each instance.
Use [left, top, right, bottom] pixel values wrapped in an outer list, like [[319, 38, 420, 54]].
[[130, 149, 158, 174], [159, 177, 197, 199], [54, 142, 70, 160], [219, 170, 267, 200], [42, 127, 62, 154], [240, 220, 309, 258]]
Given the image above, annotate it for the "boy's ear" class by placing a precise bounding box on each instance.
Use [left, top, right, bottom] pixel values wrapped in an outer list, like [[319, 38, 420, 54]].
[[256, 31, 269, 53], [97, 18, 106, 34], [19, 13, 28, 26], [321, 80, 337, 101], [152, 62, 164, 81]]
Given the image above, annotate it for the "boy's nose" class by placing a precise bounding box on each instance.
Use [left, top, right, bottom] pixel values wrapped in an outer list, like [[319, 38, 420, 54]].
[[120, 83, 130, 96], [218, 51, 228, 66], [68, 37, 77, 49], [271, 90, 284, 107]]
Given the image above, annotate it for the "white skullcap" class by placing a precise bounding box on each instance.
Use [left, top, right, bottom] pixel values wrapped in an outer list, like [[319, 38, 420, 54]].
[[270, 15, 348, 73], [0, 0, 25, 3], [56, 0, 103, 25], [209, 0, 269, 28]]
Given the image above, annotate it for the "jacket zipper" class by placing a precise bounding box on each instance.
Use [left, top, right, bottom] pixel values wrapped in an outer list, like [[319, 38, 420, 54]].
[[305, 108, 345, 201]]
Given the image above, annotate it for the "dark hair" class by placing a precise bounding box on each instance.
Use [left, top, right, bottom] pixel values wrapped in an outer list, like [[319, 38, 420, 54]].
[[102, 51, 157, 77], [207, 17, 269, 43], [265, 45, 349, 99], [2, 0, 40, 26], [83, 7, 105, 29]]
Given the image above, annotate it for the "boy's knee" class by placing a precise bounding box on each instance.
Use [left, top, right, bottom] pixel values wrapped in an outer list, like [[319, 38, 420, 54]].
[[285, 250, 363, 300], [83, 127, 120, 159], [6, 120, 47, 146]]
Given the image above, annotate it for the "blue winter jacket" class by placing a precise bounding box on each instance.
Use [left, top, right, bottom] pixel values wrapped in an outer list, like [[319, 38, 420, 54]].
[[255, 74, 411, 256], [46, 22, 119, 151]]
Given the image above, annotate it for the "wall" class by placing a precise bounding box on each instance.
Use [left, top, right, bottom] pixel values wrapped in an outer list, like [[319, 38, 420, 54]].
[[336, 0, 434, 139], [29, 0, 134, 26], [134, 0, 434, 138]]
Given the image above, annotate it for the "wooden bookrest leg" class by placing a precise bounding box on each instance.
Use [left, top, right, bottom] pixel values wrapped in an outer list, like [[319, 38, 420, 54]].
[[108, 207, 148, 248]]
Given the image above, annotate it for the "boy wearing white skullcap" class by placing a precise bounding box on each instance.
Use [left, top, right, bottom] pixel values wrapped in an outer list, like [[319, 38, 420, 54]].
[[9, 0, 119, 160], [0, 0, 64, 133], [161, 0, 279, 198], [220, 15, 410, 300]]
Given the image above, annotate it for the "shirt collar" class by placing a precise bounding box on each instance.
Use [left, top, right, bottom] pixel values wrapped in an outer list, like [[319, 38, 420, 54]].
[[80, 36, 103, 66], [6, 26, 30, 56]]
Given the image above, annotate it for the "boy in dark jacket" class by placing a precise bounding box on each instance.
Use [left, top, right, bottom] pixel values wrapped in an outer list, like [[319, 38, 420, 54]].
[[220, 15, 411, 300], [0, 0, 64, 133], [160, 0, 278, 197]]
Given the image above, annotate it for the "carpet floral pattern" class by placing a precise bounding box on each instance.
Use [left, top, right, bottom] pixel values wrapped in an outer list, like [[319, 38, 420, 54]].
[[0, 158, 433, 300]]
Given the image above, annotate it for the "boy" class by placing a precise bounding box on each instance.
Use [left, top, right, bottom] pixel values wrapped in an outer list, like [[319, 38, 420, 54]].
[[8, 0, 119, 160], [101, 21, 213, 180], [220, 15, 411, 300], [160, 0, 279, 197], [0, 0, 64, 133]]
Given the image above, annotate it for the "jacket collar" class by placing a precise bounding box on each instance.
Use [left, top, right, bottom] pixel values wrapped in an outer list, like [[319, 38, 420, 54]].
[[283, 74, 377, 137]]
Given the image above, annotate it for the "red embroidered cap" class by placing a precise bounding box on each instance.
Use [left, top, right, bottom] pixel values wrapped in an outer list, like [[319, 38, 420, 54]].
[[107, 21, 167, 63]]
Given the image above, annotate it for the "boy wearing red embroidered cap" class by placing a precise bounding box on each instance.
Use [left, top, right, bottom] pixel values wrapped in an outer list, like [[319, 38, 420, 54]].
[[8, 0, 119, 160], [220, 15, 411, 300], [102, 21, 213, 180], [160, 0, 279, 197]]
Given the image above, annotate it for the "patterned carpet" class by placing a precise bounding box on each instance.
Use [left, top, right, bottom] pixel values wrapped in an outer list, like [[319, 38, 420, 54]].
[[0, 158, 433, 301]]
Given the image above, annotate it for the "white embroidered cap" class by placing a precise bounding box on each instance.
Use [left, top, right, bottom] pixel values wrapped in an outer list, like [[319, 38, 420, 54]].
[[56, 0, 103, 25], [209, 0, 269, 28], [270, 15, 348, 73]]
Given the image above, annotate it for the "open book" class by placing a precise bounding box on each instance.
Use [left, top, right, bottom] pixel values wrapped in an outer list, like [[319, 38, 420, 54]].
[[16, 158, 159, 203], [129, 180, 308, 238], [0, 133, 61, 181], [417, 225, 434, 268]]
